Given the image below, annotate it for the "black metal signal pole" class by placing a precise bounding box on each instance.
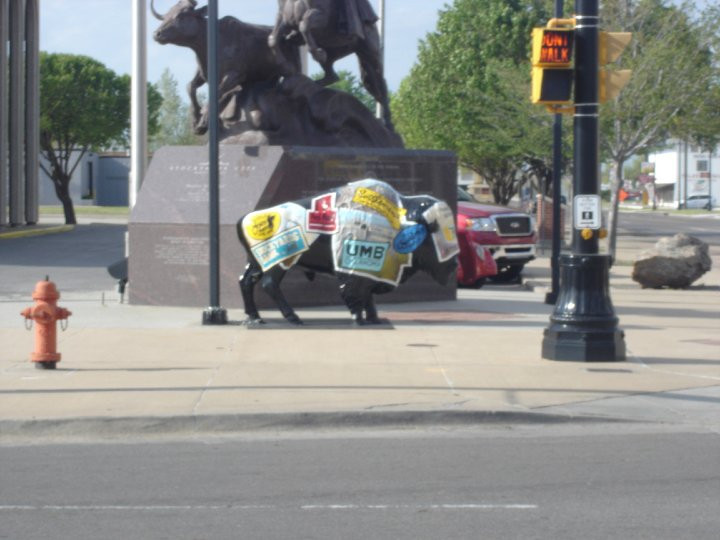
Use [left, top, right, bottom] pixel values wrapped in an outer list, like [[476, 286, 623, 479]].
[[202, 0, 227, 325], [544, 0, 564, 306], [541, 0, 625, 361]]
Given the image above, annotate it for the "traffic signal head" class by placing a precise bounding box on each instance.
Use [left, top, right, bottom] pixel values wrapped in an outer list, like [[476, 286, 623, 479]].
[[531, 27, 575, 105], [599, 32, 633, 102]]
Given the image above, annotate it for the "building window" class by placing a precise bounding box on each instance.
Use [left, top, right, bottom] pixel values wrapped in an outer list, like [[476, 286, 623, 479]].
[[696, 160, 708, 173]]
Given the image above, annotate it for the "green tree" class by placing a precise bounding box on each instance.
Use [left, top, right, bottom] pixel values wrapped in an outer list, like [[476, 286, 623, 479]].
[[312, 69, 376, 111], [151, 68, 203, 150], [392, 0, 566, 205], [601, 0, 720, 257], [39, 53, 161, 224]]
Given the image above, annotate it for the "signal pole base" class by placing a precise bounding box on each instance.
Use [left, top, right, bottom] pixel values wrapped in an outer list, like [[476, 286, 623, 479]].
[[542, 254, 626, 362], [202, 306, 228, 325]]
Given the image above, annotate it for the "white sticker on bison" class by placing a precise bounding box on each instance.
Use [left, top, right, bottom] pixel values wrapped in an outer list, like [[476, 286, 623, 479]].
[[422, 201, 460, 262], [241, 202, 317, 271]]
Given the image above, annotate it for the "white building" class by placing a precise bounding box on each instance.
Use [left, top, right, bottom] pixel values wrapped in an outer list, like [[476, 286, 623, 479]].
[[649, 141, 718, 208], [39, 152, 131, 207]]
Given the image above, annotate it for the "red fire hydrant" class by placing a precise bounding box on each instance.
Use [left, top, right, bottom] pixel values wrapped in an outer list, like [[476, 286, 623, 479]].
[[20, 278, 71, 370]]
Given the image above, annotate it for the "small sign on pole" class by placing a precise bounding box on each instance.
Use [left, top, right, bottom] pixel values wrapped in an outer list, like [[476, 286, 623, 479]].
[[573, 194, 601, 229]]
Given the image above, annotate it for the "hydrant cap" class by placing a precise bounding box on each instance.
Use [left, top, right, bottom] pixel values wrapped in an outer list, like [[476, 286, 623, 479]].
[[32, 280, 60, 301]]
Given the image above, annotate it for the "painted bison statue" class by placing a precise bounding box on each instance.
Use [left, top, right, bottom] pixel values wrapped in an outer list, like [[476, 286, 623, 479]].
[[237, 179, 460, 325]]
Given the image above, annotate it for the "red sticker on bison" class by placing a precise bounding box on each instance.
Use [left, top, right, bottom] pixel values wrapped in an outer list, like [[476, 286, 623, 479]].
[[306, 193, 338, 233]]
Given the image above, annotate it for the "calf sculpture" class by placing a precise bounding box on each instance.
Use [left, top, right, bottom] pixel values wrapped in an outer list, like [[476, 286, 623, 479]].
[[237, 179, 460, 325]]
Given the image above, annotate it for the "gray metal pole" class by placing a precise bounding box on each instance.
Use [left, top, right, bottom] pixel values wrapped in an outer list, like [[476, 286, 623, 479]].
[[8, 0, 25, 226], [130, 0, 148, 209], [0, 0, 8, 226], [545, 0, 564, 305], [202, 0, 227, 325], [709, 149, 713, 211], [683, 140, 688, 208], [375, 0, 385, 120], [24, 0, 39, 224]]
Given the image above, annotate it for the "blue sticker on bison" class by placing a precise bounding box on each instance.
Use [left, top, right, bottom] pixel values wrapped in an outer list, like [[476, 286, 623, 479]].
[[341, 240, 388, 272], [393, 224, 427, 254]]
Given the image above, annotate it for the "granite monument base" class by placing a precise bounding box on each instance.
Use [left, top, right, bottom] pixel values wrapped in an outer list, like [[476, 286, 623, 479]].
[[128, 145, 458, 309]]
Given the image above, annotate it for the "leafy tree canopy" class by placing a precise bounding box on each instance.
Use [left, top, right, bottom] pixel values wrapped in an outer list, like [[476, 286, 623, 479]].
[[599, 0, 720, 256], [40, 52, 161, 223], [151, 68, 204, 150], [392, 0, 566, 204]]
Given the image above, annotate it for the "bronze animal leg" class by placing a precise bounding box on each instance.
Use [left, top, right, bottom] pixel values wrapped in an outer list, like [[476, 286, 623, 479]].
[[187, 70, 207, 134], [299, 8, 329, 65], [356, 25, 394, 130], [315, 50, 341, 86], [268, 13, 298, 75]]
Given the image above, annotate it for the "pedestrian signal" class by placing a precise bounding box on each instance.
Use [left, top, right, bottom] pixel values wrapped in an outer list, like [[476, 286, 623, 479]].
[[531, 27, 574, 105]]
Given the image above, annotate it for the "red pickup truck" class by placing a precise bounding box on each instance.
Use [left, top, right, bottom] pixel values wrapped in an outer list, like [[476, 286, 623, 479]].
[[456, 187, 537, 287]]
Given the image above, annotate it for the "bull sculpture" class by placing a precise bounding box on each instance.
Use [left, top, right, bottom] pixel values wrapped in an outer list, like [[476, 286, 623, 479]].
[[237, 179, 460, 325], [151, 0, 299, 134], [268, 0, 394, 130]]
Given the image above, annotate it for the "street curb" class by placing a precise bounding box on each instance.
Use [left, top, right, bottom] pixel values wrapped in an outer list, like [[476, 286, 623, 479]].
[[0, 410, 634, 442], [0, 225, 74, 240]]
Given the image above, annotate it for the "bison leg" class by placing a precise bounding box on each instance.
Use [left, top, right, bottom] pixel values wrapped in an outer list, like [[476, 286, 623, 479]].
[[187, 70, 207, 135], [260, 266, 303, 325], [338, 276, 376, 325], [363, 295, 383, 325], [240, 262, 265, 325]]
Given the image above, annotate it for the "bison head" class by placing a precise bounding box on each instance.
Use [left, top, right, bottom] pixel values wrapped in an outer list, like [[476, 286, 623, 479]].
[[151, 0, 207, 46], [403, 196, 460, 286]]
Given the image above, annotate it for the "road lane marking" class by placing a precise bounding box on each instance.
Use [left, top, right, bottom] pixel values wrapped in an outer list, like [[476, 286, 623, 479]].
[[0, 503, 538, 511]]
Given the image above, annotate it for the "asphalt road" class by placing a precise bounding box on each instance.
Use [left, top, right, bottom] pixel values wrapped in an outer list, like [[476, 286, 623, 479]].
[[616, 210, 720, 246], [2, 425, 719, 540], [0, 224, 126, 296]]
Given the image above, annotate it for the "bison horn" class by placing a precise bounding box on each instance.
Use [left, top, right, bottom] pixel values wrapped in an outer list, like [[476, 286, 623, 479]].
[[150, 0, 164, 20]]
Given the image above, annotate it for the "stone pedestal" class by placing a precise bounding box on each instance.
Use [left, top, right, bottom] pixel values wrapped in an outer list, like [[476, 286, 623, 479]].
[[128, 145, 458, 308]]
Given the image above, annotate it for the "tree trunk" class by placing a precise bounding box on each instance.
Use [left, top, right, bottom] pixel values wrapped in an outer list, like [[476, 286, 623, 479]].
[[52, 173, 77, 225], [607, 159, 623, 263]]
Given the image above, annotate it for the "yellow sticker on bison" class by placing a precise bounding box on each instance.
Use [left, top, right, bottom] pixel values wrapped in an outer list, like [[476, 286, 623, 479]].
[[245, 211, 281, 241], [352, 187, 406, 229]]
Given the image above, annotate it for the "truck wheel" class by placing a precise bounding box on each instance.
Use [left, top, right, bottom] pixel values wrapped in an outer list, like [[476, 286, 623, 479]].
[[489, 264, 523, 283]]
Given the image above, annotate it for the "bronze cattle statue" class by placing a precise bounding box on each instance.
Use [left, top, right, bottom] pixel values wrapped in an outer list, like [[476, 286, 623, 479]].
[[237, 179, 459, 325], [268, 0, 394, 130], [151, 0, 299, 134]]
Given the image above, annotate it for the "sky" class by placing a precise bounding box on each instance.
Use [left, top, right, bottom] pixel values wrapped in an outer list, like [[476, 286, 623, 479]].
[[39, 0, 452, 98]]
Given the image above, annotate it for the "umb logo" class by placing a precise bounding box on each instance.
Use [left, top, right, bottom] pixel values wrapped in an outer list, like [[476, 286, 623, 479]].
[[340, 240, 388, 272]]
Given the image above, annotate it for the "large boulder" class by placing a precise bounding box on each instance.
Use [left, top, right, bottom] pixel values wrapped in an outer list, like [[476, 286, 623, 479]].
[[632, 233, 712, 289]]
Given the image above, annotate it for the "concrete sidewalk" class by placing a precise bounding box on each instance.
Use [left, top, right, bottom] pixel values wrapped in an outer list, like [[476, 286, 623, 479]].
[[1, 222, 719, 440]]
